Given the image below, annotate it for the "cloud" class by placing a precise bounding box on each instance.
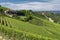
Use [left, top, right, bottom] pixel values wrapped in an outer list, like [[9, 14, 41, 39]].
[[0, 0, 60, 11], [51, 0, 60, 4]]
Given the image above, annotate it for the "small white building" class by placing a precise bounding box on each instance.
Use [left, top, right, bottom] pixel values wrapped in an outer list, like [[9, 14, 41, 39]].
[[4, 10, 9, 14]]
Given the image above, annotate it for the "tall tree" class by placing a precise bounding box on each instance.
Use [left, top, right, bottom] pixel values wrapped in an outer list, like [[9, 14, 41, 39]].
[[0, 5, 1, 7]]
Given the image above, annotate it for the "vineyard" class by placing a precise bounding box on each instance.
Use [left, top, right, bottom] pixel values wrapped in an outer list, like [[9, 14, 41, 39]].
[[0, 6, 60, 40], [0, 16, 51, 40], [0, 14, 60, 40]]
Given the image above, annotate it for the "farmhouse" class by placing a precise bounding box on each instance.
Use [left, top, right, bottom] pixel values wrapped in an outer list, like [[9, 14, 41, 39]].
[[4, 10, 17, 17]]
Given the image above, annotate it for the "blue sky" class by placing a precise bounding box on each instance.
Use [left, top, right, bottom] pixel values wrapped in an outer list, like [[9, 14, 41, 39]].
[[0, 0, 60, 11], [0, 0, 51, 3]]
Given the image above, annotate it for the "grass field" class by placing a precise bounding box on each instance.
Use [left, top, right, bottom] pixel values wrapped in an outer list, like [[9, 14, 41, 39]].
[[2, 15, 60, 40], [0, 5, 60, 40], [0, 14, 60, 40]]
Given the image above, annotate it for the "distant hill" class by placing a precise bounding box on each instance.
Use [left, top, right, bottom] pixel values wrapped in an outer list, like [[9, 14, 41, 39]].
[[51, 11, 60, 14], [34, 11, 60, 14]]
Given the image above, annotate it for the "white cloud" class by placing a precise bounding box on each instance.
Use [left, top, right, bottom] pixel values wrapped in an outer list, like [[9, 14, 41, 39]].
[[51, 0, 60, 4], [0, 0, 60, 11]]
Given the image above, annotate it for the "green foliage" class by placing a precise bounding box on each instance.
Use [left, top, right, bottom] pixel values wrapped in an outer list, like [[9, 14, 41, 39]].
[[0, 8, 4, 13], [16, 10, 25, 16], [16, 10, 32, 22], [0, 15, 58, 40], [4, 16, 60, 40], [0, 24, 56, 40], [0, 6, 60, 40], [0, 5, 1, 7]]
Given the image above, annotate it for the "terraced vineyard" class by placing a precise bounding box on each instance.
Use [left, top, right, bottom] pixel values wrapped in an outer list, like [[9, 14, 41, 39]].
[[0, 16, 52, 40], [0, 14, 60, 40], [1, 4, 60, 40]]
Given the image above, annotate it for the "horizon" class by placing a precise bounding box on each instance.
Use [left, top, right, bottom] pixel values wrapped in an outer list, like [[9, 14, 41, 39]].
[[0, 0, 60, 11]]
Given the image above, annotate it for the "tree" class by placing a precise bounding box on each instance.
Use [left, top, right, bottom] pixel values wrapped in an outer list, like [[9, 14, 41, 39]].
[[16, 10, 25, 16], [0, 5, 1, 7], [0, 8, 4, 13]]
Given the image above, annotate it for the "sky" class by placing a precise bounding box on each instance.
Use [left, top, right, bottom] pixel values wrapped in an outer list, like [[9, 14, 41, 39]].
[[0, 0, 60, 11]]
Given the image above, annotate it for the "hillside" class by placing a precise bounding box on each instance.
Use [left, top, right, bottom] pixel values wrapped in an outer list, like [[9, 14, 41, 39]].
[[0, 6, 60, 40]]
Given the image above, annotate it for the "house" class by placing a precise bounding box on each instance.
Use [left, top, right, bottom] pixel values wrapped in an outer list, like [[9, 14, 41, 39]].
[[4, 10, 17, 17]]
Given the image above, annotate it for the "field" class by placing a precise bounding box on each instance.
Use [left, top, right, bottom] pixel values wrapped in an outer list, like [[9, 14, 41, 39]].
[[0, 14, 60, 40], [0, 6, 60, 40]]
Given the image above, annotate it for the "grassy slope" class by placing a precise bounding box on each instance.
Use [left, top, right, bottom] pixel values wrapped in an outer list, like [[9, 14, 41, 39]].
[[4, 16, 60, 40], [1, 6, 60, 40]]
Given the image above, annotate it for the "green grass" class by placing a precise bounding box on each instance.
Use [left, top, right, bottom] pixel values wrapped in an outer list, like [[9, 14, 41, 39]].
[[0, 14, 60, 40], [1, 6, 60, 40], [3, 16, 60, 40]]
